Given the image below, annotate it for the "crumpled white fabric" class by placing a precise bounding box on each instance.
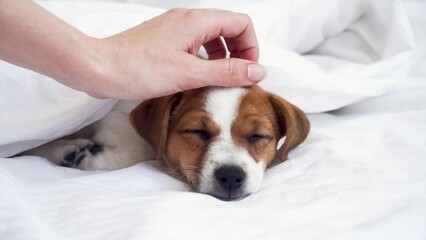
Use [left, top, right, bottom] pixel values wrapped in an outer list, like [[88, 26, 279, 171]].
[[255, 0, 416, 113]]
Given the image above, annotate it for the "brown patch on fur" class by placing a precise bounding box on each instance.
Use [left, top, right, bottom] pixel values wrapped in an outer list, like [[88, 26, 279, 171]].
[[165, 89, 220, 186], [232, 86, 310, 166], [268, 92, 310, 160], [130, 92, 182, 160], [232, 86, 281, 168]]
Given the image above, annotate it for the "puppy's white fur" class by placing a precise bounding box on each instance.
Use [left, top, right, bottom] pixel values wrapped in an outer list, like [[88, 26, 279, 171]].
[[198, 88, 265, 195], [24, 100, 154, 170]]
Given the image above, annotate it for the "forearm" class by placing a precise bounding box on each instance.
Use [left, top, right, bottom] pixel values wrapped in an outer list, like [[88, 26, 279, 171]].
[[0, 0, 102, 93]]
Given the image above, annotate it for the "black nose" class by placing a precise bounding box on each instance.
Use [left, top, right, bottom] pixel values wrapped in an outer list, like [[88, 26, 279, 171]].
[[215, 166, 246, 191]]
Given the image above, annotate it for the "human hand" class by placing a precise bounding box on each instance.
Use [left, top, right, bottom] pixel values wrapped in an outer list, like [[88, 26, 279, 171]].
[[0, 1, 265, 100], [85, 8, 265, 100]]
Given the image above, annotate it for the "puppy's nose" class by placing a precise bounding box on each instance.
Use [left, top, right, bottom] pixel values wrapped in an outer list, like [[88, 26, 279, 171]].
[[215, 166, 246, 191]]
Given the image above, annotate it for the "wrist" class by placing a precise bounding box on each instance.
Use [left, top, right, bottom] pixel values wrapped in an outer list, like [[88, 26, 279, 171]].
[[57, 35, 114, 99]]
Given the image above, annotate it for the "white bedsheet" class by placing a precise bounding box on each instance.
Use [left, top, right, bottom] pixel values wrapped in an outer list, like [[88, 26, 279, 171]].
[[1, 0, 426, 239]]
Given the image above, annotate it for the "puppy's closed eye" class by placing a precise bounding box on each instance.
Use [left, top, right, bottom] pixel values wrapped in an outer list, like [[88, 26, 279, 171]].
[[184, 129, 211, 141], [247, 134, 270, 144]]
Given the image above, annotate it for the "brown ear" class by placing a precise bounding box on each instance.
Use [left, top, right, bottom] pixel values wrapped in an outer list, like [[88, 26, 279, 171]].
[[130, 93, 182, 160], [269, 93, 310, 161]]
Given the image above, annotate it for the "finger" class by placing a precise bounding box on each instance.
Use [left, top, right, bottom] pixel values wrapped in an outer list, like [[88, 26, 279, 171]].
[[180, 57, 265, 90], [196, 10, 260, 62], [203, 37, 227, 60], [223, 19, 259, 61], [223, 37, 239, 58]]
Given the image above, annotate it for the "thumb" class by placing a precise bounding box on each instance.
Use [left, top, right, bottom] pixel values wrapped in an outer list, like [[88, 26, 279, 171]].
[[195, 58, 265, 87]]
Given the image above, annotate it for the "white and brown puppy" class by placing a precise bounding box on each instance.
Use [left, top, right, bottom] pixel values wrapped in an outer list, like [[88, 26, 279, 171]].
[[24, 86, 310, 201]]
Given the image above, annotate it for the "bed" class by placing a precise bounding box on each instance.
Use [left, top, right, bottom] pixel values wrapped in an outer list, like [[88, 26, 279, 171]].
[[1, 0, 425, 239]]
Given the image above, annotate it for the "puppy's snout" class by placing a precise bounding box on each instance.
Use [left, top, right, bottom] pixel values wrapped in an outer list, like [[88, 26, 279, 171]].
[[214, 166, 246, 191]]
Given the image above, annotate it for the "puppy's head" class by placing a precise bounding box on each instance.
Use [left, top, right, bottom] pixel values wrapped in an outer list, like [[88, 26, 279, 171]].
[[130, 86, 310, 201]]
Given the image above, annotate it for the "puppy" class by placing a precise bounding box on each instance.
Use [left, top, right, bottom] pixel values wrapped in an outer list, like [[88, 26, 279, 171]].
[[23, 86, 310, 201]]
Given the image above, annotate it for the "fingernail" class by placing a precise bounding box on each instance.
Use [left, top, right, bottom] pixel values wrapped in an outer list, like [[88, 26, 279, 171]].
[[248, 64, 265, 83]]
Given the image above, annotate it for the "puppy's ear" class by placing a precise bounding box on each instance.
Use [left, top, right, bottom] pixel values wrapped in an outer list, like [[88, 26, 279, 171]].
[[269, 93, 310, 161], [130, 93, 182, 160]]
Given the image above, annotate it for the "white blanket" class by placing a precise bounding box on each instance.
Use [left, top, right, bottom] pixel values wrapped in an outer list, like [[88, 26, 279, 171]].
[[1, 0, 426, 239]]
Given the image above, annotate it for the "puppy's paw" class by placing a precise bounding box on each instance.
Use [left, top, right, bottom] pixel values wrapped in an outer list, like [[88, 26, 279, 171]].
[[60, 139, 103, 169]]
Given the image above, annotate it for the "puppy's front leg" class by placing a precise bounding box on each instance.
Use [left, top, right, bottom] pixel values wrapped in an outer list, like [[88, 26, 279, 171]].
[[22, 138, 102, 169]]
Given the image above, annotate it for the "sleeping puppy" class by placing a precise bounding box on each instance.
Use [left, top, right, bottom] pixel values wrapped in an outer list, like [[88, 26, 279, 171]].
[[24, 85, 310, 201]]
